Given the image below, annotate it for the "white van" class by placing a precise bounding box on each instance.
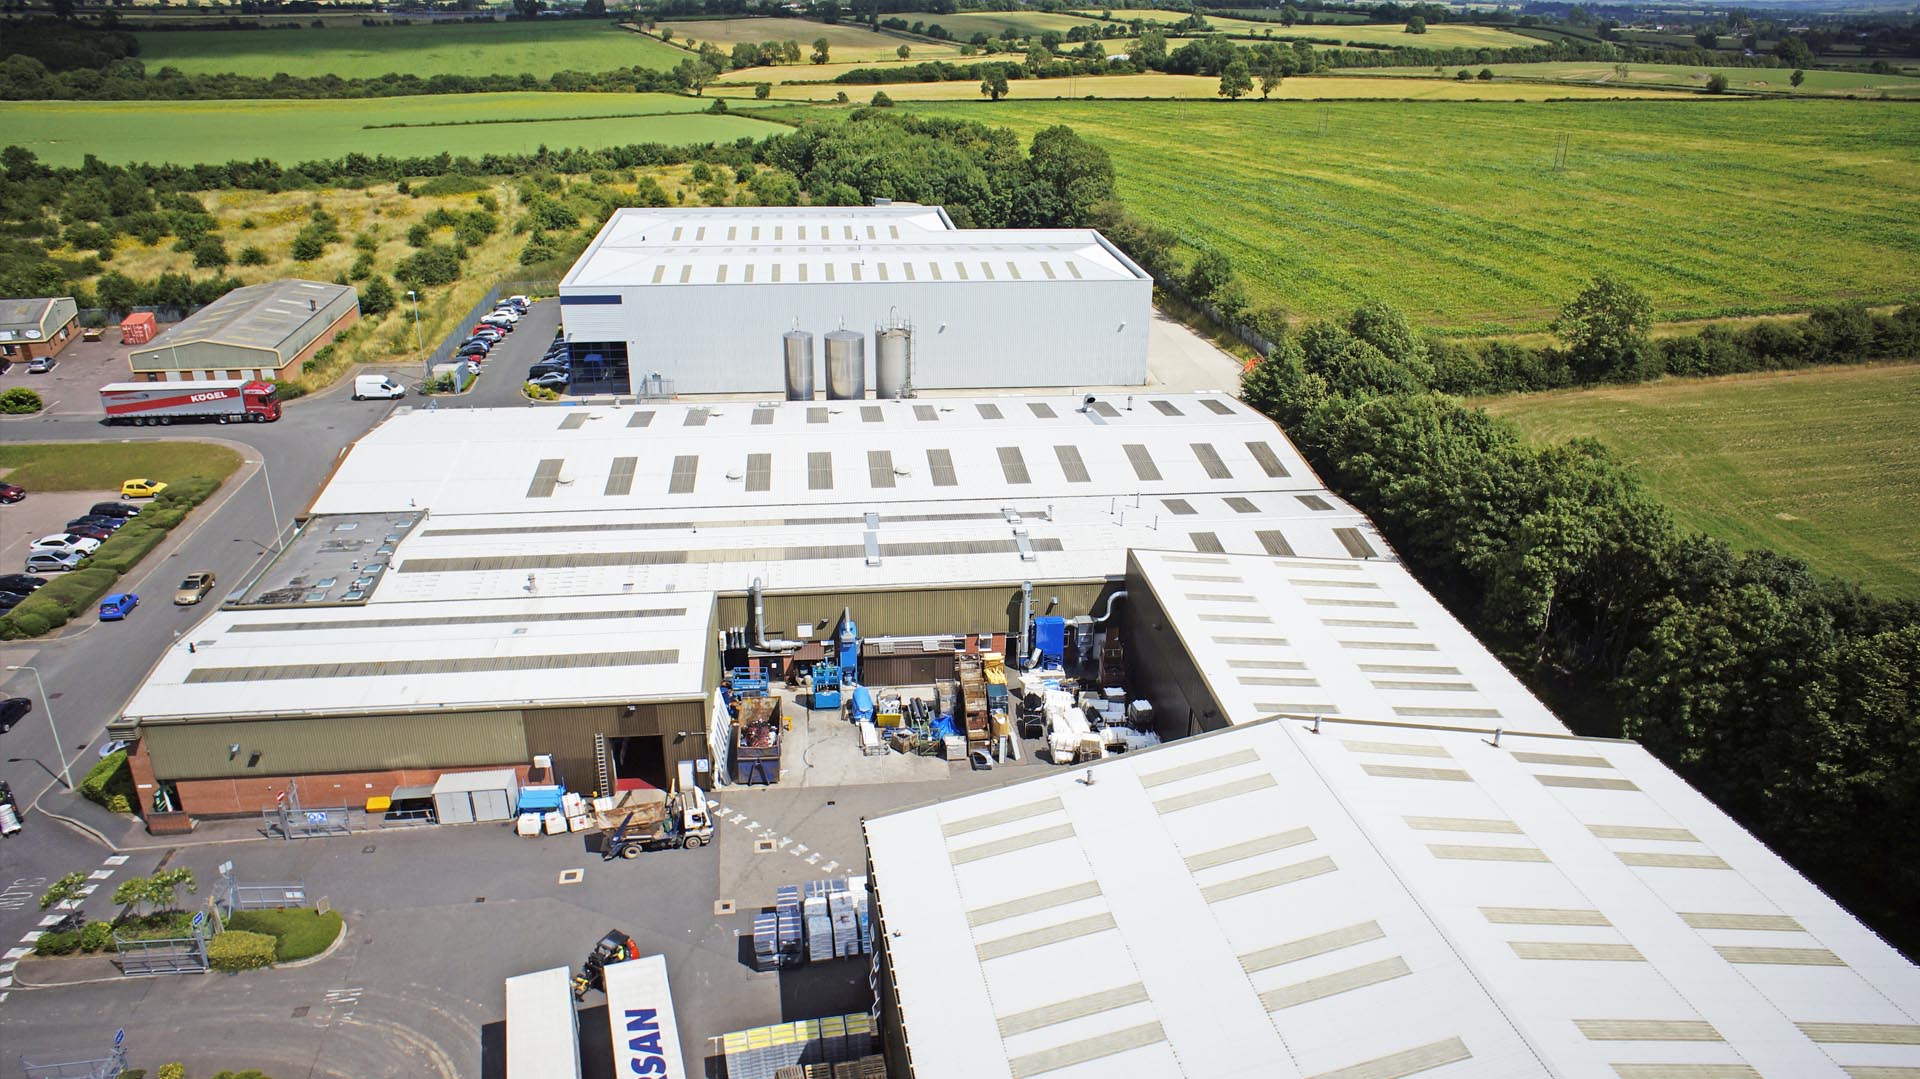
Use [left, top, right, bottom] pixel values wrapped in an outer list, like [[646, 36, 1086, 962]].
[[354, 375, 406, 401]]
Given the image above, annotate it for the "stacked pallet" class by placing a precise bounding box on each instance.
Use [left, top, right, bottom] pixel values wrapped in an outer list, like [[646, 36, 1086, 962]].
[[958, 655, 989, 742], [721, 1014, 876, 1079]]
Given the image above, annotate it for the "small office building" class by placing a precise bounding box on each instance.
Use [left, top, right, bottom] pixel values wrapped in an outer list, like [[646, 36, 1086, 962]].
[[0, 296, 78, 363]]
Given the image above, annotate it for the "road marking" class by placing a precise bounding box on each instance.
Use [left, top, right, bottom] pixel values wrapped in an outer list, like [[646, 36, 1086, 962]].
[[103, 855, 129, 866], [806, 854, 820, 865], [793, 843, 807, 854], [0, 977, 10, 989], [87, 870, 113, 880], [0, 961, 15, 975], [37, 915, 64, 927], [76, 885, 96, 896], [823, 861, 839, 874], [747, 820, 761, 831], [20, 932, 42, 943], [2, 949, 28, 961]]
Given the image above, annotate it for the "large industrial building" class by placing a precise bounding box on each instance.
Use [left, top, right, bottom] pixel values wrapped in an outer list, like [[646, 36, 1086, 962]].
[[117, 391, 1389, 816], [128, 279, 358, 382], [861, 549, 1920, 1079], [556, 204, 1153, 394]]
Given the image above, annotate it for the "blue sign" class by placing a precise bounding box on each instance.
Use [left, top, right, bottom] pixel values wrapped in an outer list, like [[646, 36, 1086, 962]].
[[114, 1029, 124, 1047], [191, 911, 205, 928]]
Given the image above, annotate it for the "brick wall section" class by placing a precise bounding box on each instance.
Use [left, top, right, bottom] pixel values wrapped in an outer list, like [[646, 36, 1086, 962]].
[[274, 305, 359, 378], [127, 737, 159, 813], [172, 762, 533, 818]]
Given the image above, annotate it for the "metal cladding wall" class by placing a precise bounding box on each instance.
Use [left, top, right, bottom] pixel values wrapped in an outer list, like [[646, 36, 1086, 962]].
[[142, 709, 530, 780], [1122, 551, 1231, 742], [559, 276, 1151, 393], [714, 581, 1117, 645], [520, 700, 709, 793]]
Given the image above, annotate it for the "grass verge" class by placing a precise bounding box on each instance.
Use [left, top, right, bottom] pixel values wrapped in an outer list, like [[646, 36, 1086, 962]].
[[0, 441, 241, 491], [226, 909, 344, 962]]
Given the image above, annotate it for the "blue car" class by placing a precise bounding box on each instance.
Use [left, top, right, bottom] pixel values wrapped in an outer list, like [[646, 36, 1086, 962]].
[[99, 592, 139, 621]]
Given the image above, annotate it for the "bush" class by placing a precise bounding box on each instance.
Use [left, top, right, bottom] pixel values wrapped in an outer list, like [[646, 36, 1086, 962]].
[[80, 920, 114, 952], [11, 595, 69, 630], [0, 387, 44, 413], [871, 90, 894, 106], [207, 929, 277, 971], [154, 475, 220, 509], [159, 1065, 186, 1079], [33, 930, 80, 956], [79, 750, 133, 811], [237, 246, 268, 266]]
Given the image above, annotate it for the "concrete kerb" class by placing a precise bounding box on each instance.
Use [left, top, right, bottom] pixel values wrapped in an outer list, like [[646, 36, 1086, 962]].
[[6, 914, 346, 986], [275, 915, 349, 969]]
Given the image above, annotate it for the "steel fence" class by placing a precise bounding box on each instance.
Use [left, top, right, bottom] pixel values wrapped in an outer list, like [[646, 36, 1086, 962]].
[[417, 278, 560, 381]]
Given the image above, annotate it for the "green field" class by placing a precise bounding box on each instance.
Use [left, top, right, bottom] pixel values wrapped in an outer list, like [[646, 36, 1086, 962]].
[[722, 72, 1676, 101], [1079, 9, 1535, 47], [1480, 363, 1920, 597], [657, 17, 961, 61], [1359, 61, 1920, 98], [0, 93, 789, 168], [0, 442, 242, 490], [133, 21, 687, 78], [906, 98, 1920, 334], [938, 11, 1124, 38]]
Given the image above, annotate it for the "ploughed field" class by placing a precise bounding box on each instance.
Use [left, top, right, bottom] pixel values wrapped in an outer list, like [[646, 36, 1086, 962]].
[[906, 97, 1920, 334], [1480, 362, 1920, 598]]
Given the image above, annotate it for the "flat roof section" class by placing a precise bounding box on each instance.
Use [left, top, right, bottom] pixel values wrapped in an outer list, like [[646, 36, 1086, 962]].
[[232, 511, 422, 606], [865, 715, 1920, 1079], [1130, 549, 1568, 735], [136, 279, 354, 356], [124, 593, 712, 722]]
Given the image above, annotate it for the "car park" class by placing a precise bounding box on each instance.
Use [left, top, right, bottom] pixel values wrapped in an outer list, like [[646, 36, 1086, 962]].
[[0, 483, 24, 503], [174, 571, 217, 606], [121, 478, 169, 498], [26, 356, 56, 373], [98, 592, 139, 621], [90, 501, 140, 518], [0, 697, 29, 735], [31, 534, 102, 555], [25, 551, 84, 573], [0, 574, 46, 594]]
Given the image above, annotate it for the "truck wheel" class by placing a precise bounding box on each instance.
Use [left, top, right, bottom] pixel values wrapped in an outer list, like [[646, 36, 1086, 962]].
[[620, 844, 641, 860], [218, 414, 230, 424], [159, 416, 172, 426]]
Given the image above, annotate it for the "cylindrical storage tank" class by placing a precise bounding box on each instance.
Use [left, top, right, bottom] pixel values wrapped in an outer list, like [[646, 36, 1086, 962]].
[[824, 329, 866, 400], [875, 327, 911, 400], [783, 331, 815, 401]]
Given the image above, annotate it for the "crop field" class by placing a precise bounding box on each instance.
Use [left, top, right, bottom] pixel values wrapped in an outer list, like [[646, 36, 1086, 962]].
[[1359, 61, 1920, 98], [1214, 8, 1370, 23], [0, 93, 789, 168], [132, 21, 687, 78], [905, 98, 1920, 334], [656, 18, 961, 61], [936, 11, 1124, 38], [720, 72, 1678, 101], [1480, 363, 1920, 598], [1078, 9, 1535, 47]]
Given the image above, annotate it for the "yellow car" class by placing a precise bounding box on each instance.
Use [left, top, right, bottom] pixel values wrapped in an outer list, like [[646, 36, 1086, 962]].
[[120, 478, 169, 499], [174, 571, 217, 606]]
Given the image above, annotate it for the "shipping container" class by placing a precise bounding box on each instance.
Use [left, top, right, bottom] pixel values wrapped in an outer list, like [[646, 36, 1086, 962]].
[[603, 954, 687, 1079]]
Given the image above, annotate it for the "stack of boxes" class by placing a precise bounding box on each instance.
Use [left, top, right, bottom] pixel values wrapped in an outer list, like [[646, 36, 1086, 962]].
[[722, 1013, 877, 1079]]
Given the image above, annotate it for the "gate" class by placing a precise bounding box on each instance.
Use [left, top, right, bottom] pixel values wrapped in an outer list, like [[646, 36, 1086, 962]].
[[20, 1046, 129, 1079], [263, 788, 352, 839], [115, 924, 208, 976]]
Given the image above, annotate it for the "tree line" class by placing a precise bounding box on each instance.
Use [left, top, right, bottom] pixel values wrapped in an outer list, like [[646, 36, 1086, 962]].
[[1236, 288, 1920, 956]]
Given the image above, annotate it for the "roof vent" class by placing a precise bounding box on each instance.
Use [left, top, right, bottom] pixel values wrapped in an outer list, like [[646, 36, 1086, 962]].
[[872, 197, 893, 207]]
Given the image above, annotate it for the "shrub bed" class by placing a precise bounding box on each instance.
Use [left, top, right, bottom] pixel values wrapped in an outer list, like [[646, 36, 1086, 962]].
[[0, 386, 43, 414], [79, 749, 135, 814], [207, 930, 277, 972]]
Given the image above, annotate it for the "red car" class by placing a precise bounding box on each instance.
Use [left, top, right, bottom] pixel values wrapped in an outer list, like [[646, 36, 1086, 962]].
[[64, 525, 115, 542], [0, 483, 23, 503]]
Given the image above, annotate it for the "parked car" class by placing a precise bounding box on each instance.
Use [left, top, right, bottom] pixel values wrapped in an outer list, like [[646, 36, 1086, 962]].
[[98, 592, 139, 621], [469, 326, 505, 339], [121, 478, 169, 498], [528, 363, 569, 380], [0, 574, 47, 594], [68, 515, 126, 532], [26, 356, 56, 373], [456, 338, 494, 353], [0, 483, 24, 503], [89, 502, 139, 518], [528, 371, 570, 390], [503, 294, 531, 310], [62, 525, 114, 543], [0, 591, 27, 611], [0, 697, 29, 735], [96, 738, 131, 759], [174, 571, 217, 606], [478, 315, 514, 330], [31, 534, 102, 555], [25, 551, 85, 573]]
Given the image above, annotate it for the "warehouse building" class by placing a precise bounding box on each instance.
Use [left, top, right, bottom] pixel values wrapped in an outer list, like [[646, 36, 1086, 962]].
[[128, 279, 358, 382], [0, 295, 78, 363], [117, 392, 1390, 816], [863, 567, 1920, 1077], [557, 205, 1152, 394]]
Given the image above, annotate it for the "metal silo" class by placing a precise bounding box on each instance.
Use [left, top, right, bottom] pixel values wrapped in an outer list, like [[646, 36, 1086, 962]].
[[783, 330, 815, 401], [875, 324, 912, 400], [824, 329, 866, 400]]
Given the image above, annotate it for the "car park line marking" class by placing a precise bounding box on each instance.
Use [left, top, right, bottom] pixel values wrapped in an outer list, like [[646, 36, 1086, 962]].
[[748, 820, 761, 831], [2, 949, 29, 961], [790, 842, 804, 853], [806, 854, 820, 866], [823, 861, 839, 874], [103, 855, 128, 866], [87, 870, 113, 880]]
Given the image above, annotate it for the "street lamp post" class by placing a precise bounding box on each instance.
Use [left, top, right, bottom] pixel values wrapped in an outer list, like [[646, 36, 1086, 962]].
[[6, 665, 73, 790], [408, 290, 427, 386], [251, 459, 285, 554]]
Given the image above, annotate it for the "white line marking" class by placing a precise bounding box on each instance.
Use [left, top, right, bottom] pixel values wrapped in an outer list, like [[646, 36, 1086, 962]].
[[806, 854, 820, 865], [793, 843, 807, 854], [76, 885, 97, 896], [103, 855, 129, 866], [748, 820, 761, 831], [823, 861, 839, 873], [0, 962, 15, 975], [87, 870, 113, 880], [20, 932, 42, 943], [38, 915, 64, 927], [2, 949, 28, 961], [0, 977, 11, 989]]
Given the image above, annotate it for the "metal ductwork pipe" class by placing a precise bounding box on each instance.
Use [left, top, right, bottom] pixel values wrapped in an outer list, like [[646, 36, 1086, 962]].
[[749, 577, 804, 652], [1019, 581, 1033, 670], [1092, 590, 1128, 626]]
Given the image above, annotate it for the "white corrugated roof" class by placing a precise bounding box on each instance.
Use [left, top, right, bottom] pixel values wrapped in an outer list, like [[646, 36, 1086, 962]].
[[865, 712, 1920, 1079], [562, 206, 1145, 288], [307, 394, 1389, 597], [122, 593, 711, 721], [1132, 549, 1569, 735]]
